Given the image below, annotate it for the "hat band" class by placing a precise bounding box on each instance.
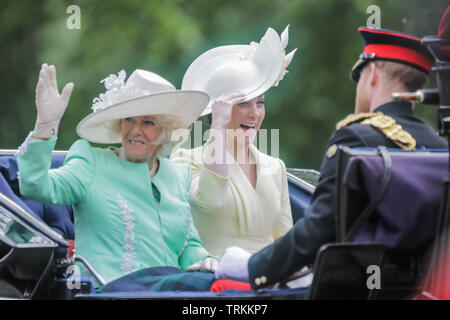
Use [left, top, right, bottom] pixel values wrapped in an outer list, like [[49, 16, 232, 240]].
[[363, 44, 432, 73]]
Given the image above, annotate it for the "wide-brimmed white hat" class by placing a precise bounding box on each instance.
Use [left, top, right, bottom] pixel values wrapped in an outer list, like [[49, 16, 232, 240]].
[[182, 26, 297, 116], [76, 69, 210, 144]]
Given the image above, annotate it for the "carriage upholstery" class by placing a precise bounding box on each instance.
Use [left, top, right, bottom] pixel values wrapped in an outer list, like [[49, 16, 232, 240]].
[[0, 154, 74, 240], [308, 146, 449, 299], [336, 146, 448, 249]]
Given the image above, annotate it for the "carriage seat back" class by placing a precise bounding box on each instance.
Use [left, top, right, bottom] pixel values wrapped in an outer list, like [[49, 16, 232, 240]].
[[336, 146, 448, 251], [0, 154, 74, 240]]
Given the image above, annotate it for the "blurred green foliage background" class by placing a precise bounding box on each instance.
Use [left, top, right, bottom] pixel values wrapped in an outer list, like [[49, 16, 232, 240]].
[[0, 0, 448, 169]]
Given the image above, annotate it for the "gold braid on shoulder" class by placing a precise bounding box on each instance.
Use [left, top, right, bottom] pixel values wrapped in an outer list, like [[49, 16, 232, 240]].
[[336, 112, 416, 150], [336, 112, 380, 130]]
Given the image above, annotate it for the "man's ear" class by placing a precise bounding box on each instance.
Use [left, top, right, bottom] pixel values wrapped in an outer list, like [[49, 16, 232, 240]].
[[368, 62, 379, 87]]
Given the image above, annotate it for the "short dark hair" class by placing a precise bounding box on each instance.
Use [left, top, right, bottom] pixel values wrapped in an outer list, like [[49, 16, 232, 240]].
[[374, 60, 428, 92]]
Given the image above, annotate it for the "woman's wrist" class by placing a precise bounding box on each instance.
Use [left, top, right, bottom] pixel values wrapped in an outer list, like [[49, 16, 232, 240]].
[[207, 125, 226, 145], [33, 119, 60, 140]]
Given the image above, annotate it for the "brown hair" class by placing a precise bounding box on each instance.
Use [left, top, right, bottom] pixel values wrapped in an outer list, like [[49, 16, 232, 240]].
[[374, 60, 428, 92], [204, 113, 213, 127]]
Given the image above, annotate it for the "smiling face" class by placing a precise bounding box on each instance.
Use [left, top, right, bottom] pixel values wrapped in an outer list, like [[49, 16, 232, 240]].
[[120, 115, 164, 163], [226, 95, 265, 145]]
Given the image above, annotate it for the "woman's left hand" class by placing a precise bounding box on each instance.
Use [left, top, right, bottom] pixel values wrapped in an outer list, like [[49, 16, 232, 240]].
[[187, 257, 220, 272]]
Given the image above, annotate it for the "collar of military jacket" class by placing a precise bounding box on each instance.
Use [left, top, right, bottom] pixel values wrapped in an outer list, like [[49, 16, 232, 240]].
[[374, 100, 414, 116], [336, 101, 416, 150]]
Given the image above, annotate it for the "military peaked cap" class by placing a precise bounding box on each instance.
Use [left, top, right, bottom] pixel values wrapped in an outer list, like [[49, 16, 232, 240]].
[[351, 27, 433, 82]]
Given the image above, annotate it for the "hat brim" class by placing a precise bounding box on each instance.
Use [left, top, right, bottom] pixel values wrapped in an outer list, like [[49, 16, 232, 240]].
[[350, 58, 368, 82], [76, 90, 209, 144], [182, 28, 284, 116]]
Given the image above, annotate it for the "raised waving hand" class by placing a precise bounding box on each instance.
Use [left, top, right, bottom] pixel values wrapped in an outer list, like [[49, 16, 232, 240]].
[[34, 63, 74, 139]]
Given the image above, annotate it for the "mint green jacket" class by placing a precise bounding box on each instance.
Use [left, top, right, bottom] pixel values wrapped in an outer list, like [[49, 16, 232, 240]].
[[17, 134, 210, 283]]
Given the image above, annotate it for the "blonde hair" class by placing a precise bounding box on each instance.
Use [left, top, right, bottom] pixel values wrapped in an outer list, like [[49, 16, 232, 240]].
[[154, 115, 191, 158]]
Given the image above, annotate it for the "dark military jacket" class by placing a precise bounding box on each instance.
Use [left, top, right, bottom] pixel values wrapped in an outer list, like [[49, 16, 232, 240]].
[[248, 101, 447, 289]]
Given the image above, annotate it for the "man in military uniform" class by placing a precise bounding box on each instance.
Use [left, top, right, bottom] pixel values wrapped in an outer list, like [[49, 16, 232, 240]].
[[214, 27, 448, 289]]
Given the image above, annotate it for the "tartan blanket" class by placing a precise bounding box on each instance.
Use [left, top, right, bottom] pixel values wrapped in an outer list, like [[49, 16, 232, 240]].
[[99, 266, 216, 293]]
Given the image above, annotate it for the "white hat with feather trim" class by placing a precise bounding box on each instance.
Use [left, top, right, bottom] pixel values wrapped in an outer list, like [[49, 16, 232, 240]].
[[182, 26, 297, 116], [76, 69, 210, 144]]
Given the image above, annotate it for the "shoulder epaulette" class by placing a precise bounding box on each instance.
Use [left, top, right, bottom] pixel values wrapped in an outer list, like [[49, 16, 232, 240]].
[[336, 112, 380, 130], [336, 112, 416, 150]]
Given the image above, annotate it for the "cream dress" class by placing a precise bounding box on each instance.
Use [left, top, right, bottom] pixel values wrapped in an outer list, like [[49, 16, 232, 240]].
[[171, 144, 293, 257]]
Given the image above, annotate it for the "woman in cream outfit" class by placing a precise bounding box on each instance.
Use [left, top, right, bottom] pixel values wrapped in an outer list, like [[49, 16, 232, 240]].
[[172, 26, 297, 257]]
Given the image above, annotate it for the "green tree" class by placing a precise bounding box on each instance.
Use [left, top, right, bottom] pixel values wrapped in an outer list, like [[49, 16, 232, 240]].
[[1, 0, 448, 170]]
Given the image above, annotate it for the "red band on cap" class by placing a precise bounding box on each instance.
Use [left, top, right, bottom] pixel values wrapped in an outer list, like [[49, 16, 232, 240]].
[[363, 44, 431, 72]]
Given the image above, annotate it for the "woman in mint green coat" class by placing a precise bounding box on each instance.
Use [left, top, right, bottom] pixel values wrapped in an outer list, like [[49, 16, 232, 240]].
[[17, 64, 217, 287]]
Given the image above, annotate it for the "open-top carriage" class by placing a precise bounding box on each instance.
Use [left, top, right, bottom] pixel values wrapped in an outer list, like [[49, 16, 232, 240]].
[[0, 144, 448, 300], [2, 20, 449, 301]]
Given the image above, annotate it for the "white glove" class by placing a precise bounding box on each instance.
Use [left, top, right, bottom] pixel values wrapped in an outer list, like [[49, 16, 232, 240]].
[[203, 93, 246, 176], [34, 63, 74, 139], [210, 92, 246, 130], [186, 257, 220, 273], [214, 246, 251, 282]]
